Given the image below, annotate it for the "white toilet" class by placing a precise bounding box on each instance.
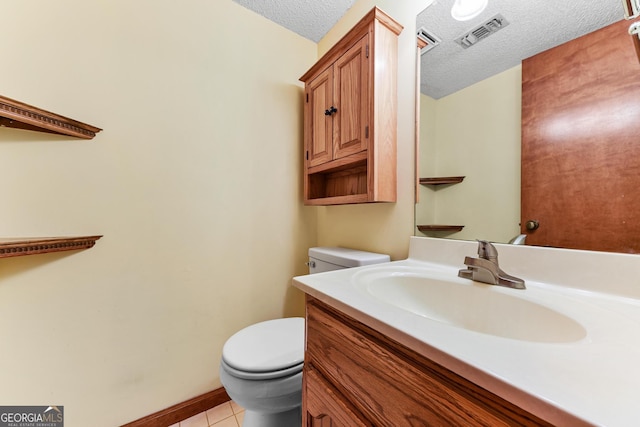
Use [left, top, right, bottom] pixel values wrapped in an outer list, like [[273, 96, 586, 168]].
[[219, 247, 390, 427]]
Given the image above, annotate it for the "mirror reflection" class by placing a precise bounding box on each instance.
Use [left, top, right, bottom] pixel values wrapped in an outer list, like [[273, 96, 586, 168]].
[[415, 0, 639, 253]]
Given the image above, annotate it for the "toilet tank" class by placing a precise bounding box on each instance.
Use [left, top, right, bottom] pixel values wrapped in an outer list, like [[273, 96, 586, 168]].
[[308, 247, 390, 274]]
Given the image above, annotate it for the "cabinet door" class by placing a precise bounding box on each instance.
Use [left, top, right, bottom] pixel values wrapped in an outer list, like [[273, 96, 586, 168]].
[[306, 67, 334, 167], [306, 299, 553, 426], [304, 365, 371, 427], [333, 35, 369, 160]]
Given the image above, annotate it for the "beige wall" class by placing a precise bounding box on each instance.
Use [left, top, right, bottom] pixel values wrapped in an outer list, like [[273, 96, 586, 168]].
[[0, 1, 317, 425], [315, 0, 435, 260], [417, 65, 522, 243], [419, 94, 438, 226]]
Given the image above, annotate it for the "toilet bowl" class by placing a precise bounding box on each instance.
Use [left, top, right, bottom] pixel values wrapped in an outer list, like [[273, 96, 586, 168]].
[[219, 247, 390, 427], [220, 317, 305, 427]]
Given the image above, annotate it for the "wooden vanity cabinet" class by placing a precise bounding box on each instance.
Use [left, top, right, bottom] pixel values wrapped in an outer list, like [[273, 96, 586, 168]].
[[300, 7, 402, 205], [303, 297, 553, 427], [304, 365, 371, 427]]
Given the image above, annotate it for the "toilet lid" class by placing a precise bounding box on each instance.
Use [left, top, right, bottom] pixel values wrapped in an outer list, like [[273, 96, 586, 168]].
[[222, 317, 305, 373]]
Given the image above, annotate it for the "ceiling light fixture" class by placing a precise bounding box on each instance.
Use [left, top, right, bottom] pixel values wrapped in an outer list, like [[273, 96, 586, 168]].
[[451, 0, 488, 21]]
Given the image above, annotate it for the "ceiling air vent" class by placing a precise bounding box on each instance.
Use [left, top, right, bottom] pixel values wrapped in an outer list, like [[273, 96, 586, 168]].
[[455, 14, 509, 49], [417, 27, 441, 55]]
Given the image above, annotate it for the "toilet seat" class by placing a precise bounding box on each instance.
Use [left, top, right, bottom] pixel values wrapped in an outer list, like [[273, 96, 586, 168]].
[[220, 358, 303, 380], [222, 317, 304, 376]]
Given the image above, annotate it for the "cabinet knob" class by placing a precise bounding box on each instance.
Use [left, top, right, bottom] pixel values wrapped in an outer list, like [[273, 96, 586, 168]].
[[324, 106, 338, 116]]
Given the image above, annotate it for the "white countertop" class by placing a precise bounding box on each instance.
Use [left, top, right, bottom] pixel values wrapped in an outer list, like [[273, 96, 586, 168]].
[[293, 237, 640, 427]]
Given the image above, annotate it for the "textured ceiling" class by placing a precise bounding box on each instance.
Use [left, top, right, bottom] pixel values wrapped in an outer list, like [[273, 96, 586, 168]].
[[418, 0, 623, 98], [233, 0, 625, 98], [233, 0, 357, 43]]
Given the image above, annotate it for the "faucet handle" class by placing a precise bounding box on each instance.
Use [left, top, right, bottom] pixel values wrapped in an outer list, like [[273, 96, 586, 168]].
[[477, 240, 498, 262]]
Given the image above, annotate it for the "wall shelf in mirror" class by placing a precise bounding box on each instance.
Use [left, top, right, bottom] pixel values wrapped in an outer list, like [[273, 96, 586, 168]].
[[0, 95, 101, 139], [417, 225, 464, 232], [0, 236, 102, 258], [419, 176, 465, 186]]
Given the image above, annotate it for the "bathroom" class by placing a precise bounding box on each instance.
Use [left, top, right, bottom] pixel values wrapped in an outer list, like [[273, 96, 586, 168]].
[[0, 0, 638, 426]]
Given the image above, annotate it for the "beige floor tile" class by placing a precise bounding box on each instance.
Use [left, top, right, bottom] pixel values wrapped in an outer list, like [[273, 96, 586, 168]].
[[229, 400, 243, 414], [211, 415, 239, 427], [168, 424, 179, 427], [206, 402, 234, 424], [180, 411, 209, 427], [235, 411, 244, 425]]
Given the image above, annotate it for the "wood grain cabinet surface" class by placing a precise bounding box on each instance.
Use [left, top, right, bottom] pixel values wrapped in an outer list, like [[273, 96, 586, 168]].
[[303, 297, 553, 427], [300, 7, 402, 205]]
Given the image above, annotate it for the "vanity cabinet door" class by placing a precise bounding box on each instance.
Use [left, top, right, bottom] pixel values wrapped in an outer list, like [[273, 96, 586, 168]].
[[303, 365, 371, 427], [305, 298, 553, 427]]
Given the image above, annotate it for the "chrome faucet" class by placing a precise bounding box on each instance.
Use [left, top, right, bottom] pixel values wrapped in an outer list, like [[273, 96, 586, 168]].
[[458, 240, 526, 289]]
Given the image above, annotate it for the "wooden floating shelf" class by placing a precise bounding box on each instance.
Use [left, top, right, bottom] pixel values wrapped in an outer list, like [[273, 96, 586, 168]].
[[417, 225, 464, 232], [0, 95, 101, 139], [419, 176, 465, 186], [0, 236, 102, 259]]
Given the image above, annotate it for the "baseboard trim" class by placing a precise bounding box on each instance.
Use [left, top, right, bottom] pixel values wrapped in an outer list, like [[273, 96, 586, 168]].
[[121, 387, 230, 427]]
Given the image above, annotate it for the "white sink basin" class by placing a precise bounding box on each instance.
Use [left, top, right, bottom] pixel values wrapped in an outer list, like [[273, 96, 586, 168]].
[[353, 267, 586, 343], [293, 237, 640, 425]]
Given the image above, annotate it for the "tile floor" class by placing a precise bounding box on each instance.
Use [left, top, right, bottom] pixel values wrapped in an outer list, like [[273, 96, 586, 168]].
[[169, 400, 244, 427]]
